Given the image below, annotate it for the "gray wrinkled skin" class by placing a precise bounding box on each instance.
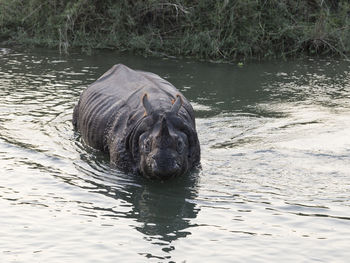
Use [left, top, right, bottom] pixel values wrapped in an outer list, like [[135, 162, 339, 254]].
[[73, 64, 200, 179]]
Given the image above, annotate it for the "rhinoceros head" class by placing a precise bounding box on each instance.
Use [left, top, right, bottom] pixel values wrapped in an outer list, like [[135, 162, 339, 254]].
[[132, 94, 197, 179]]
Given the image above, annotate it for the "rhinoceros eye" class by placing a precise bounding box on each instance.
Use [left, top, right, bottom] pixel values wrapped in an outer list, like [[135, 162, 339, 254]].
[[176, 139, 184, 154], [143, 138, 151, 153]]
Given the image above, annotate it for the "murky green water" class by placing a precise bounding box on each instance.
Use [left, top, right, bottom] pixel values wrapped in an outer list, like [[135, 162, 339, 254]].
[[1, 47, 350, 262]]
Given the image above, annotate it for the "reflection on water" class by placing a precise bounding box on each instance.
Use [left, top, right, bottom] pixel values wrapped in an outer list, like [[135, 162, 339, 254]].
[[1, 47, 350, 262]]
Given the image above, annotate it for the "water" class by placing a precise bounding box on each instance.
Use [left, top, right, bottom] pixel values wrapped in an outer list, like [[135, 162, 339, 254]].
[[1, 47, 350, 263]]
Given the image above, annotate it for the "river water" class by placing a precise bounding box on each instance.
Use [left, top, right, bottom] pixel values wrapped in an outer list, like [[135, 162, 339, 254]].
[[1, 48, 349, 262]]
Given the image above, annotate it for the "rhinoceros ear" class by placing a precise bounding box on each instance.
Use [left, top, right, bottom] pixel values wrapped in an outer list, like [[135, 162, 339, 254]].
[[171, 94, 183, 114], [142, 93, 152, 116]]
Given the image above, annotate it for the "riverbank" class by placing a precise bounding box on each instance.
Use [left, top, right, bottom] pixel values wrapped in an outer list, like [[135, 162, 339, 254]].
[[1, 0, 349, 61]]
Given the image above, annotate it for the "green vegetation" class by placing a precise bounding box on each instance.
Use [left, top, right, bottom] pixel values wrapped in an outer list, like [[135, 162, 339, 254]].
[[1, 0, 350, 60]]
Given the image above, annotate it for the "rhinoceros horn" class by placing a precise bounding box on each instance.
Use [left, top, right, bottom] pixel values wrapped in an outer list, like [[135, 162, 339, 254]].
[[158, 115, 170, 138], [171, 94, 183, 114]]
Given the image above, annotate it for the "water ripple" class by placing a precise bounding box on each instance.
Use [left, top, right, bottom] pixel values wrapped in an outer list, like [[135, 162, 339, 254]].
[[1, 49, 350, 262]]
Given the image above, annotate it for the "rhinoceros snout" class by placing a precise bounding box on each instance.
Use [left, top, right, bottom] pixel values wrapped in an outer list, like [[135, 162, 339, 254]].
[[150, 154, 181, 179]]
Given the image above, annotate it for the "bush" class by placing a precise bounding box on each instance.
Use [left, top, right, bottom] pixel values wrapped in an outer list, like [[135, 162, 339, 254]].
[[1, 0, 349, 60]]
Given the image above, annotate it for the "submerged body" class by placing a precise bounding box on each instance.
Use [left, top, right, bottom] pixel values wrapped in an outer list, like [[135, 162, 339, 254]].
[[73, 64, 200, 179]]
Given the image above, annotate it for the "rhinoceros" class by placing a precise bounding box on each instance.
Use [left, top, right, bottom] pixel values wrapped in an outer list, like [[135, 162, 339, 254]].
[[73, 64, 200, 179]]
